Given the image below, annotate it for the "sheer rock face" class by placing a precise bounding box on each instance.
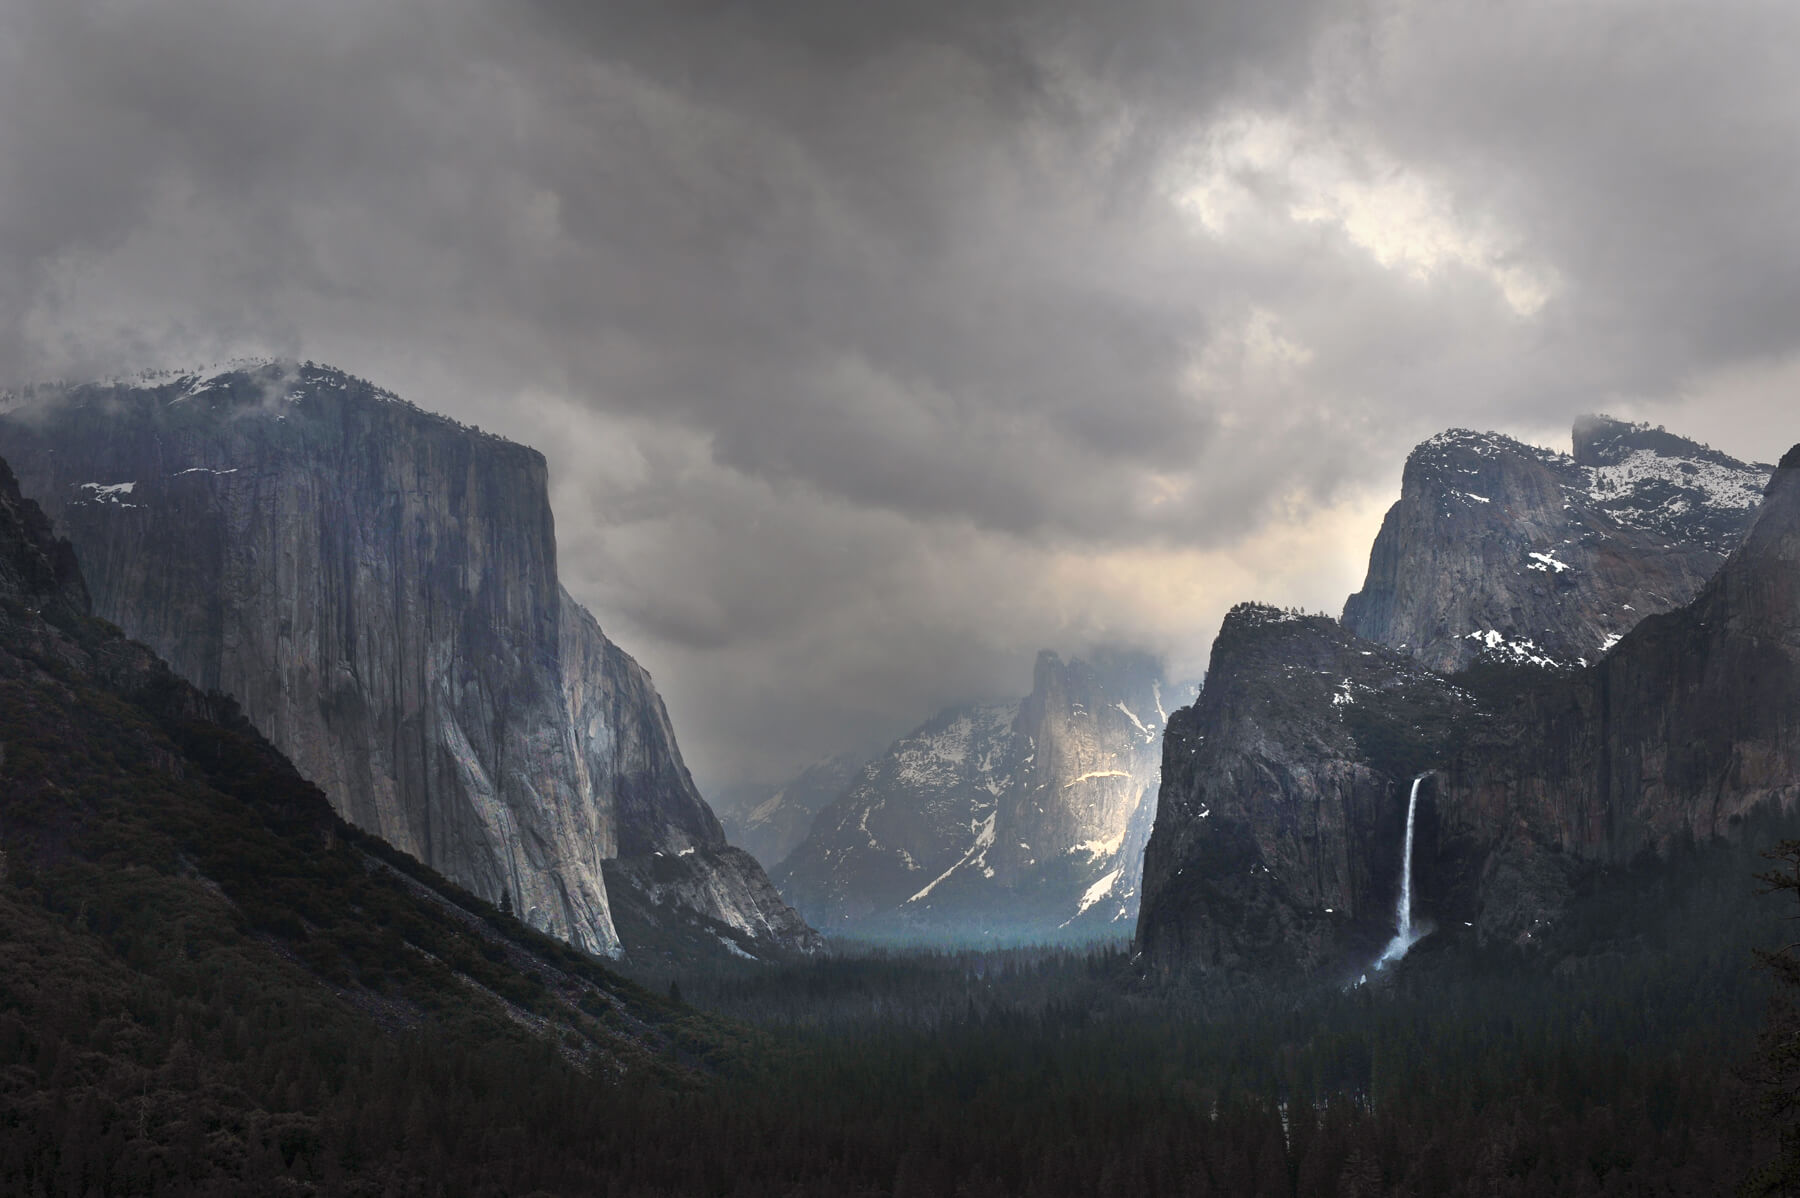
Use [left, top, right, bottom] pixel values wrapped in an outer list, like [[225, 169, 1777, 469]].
[[1438, 443, 1800, 882], [1343, 419, 1769, 673], [1138, 447, 1800, 983], [712, 753, 863, 873], [1136, 605, 1474, 979], [776, 650, 1173, 941], [0, 363, 814, 958]]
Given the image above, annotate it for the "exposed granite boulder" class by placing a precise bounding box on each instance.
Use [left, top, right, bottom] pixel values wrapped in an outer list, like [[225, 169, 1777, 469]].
[[0, 362, 815, 959], [1343, 419, 1768, 673]]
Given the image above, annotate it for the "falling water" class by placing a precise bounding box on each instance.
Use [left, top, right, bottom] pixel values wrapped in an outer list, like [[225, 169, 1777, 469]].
[[1374, 773, 1429, 969]]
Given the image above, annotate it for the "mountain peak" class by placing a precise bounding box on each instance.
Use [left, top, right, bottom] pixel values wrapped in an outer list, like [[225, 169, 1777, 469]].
[[1420, 427, 1514, 449], [17, 361, 533, 463], [1571, 413, 1745, 470], [1347, 415, 1771, 671], [1415, 427, 1554, 462], [1220, 601, 1315, 634], [1741, 443, 1800, 573], [778, 644, 1169, 942], [1402, 429, 1564, 502], [1032, 645, 1164, 701]]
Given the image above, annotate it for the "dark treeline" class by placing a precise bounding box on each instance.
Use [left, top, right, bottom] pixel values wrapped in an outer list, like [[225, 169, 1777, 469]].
[[0, 817, 1789, 1196]]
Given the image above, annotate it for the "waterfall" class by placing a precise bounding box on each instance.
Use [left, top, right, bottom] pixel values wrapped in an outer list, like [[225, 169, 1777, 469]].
[[1375, 773, 1428, 969]]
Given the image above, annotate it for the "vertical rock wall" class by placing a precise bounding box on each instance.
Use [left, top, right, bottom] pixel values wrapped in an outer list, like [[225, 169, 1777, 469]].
[[0, 363, 814, 958], [1344, 421, 1766, 672], [1138, 445, 1800, 984]]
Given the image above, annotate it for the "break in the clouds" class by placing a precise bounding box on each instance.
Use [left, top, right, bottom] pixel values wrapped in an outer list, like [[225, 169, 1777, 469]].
[[1, 0, 1795, 785]]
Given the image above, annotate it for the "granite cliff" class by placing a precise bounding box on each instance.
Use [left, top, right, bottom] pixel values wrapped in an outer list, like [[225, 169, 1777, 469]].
[[1138, 444, 1800, 984], [1135, 605, 1477, 978], [0, 448, 733, 1115], [777, 650, 1173, 941], [0, 362, 816, 959], [1430, 441, 1800, 928], [1343, 418, 1769, 672]]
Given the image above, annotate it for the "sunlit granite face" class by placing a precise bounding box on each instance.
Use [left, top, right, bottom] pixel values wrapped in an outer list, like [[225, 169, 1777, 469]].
[[776, 649, 1173, 942]]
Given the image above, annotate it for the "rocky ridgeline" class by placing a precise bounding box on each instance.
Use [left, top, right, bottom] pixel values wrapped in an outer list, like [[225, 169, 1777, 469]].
[[712, 753, 864, 872], [1138, 425, 1800, 985], [776, 700, 1022, 935], [1343, 417, 1769, 673], [0, 362, 817, 960], [777, 650, 1174, 941], [1429, 442, 1800, 930]]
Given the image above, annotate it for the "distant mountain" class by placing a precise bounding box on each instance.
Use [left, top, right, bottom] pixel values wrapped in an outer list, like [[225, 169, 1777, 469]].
[[1343, 416, 1769, 672], [0, 362, 817, 961], [712, 753, 863, 872], [1138, 437, 1800, 986], [777, 650, 1180, 942]]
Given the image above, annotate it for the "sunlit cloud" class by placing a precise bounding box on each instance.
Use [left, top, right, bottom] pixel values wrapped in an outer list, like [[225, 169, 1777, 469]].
[[1171, 110, 1558, 316]]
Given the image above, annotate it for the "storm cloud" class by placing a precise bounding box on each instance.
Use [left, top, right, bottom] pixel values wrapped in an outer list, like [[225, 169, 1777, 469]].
[[1, 0, 1795, 783]]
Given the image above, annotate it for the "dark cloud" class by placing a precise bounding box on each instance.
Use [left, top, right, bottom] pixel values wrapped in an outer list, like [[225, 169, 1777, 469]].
[[1344, 1, 1800, 390], [1, 0, 1795, 782]]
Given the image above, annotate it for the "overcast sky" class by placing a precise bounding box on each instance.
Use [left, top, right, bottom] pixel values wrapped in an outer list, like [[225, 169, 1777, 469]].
[[2, 0, 1796, 788]]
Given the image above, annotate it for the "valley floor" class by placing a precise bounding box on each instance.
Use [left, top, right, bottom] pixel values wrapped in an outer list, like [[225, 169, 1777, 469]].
[[5, 817, 1794, 1196], [613, 825, 1796, 1197]]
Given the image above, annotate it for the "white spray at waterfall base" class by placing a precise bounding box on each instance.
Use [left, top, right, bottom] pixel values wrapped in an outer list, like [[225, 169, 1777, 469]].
[[1373, 773, 1430, 971]]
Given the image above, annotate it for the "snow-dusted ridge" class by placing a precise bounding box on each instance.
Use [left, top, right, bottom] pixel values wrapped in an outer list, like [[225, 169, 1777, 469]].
[[905, 812, 998, 904], [776, 652, 1176, 942], [1465, 629, 1574, 670], [1349, 415, 1773, 674], [6, 360, 519, 451]]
